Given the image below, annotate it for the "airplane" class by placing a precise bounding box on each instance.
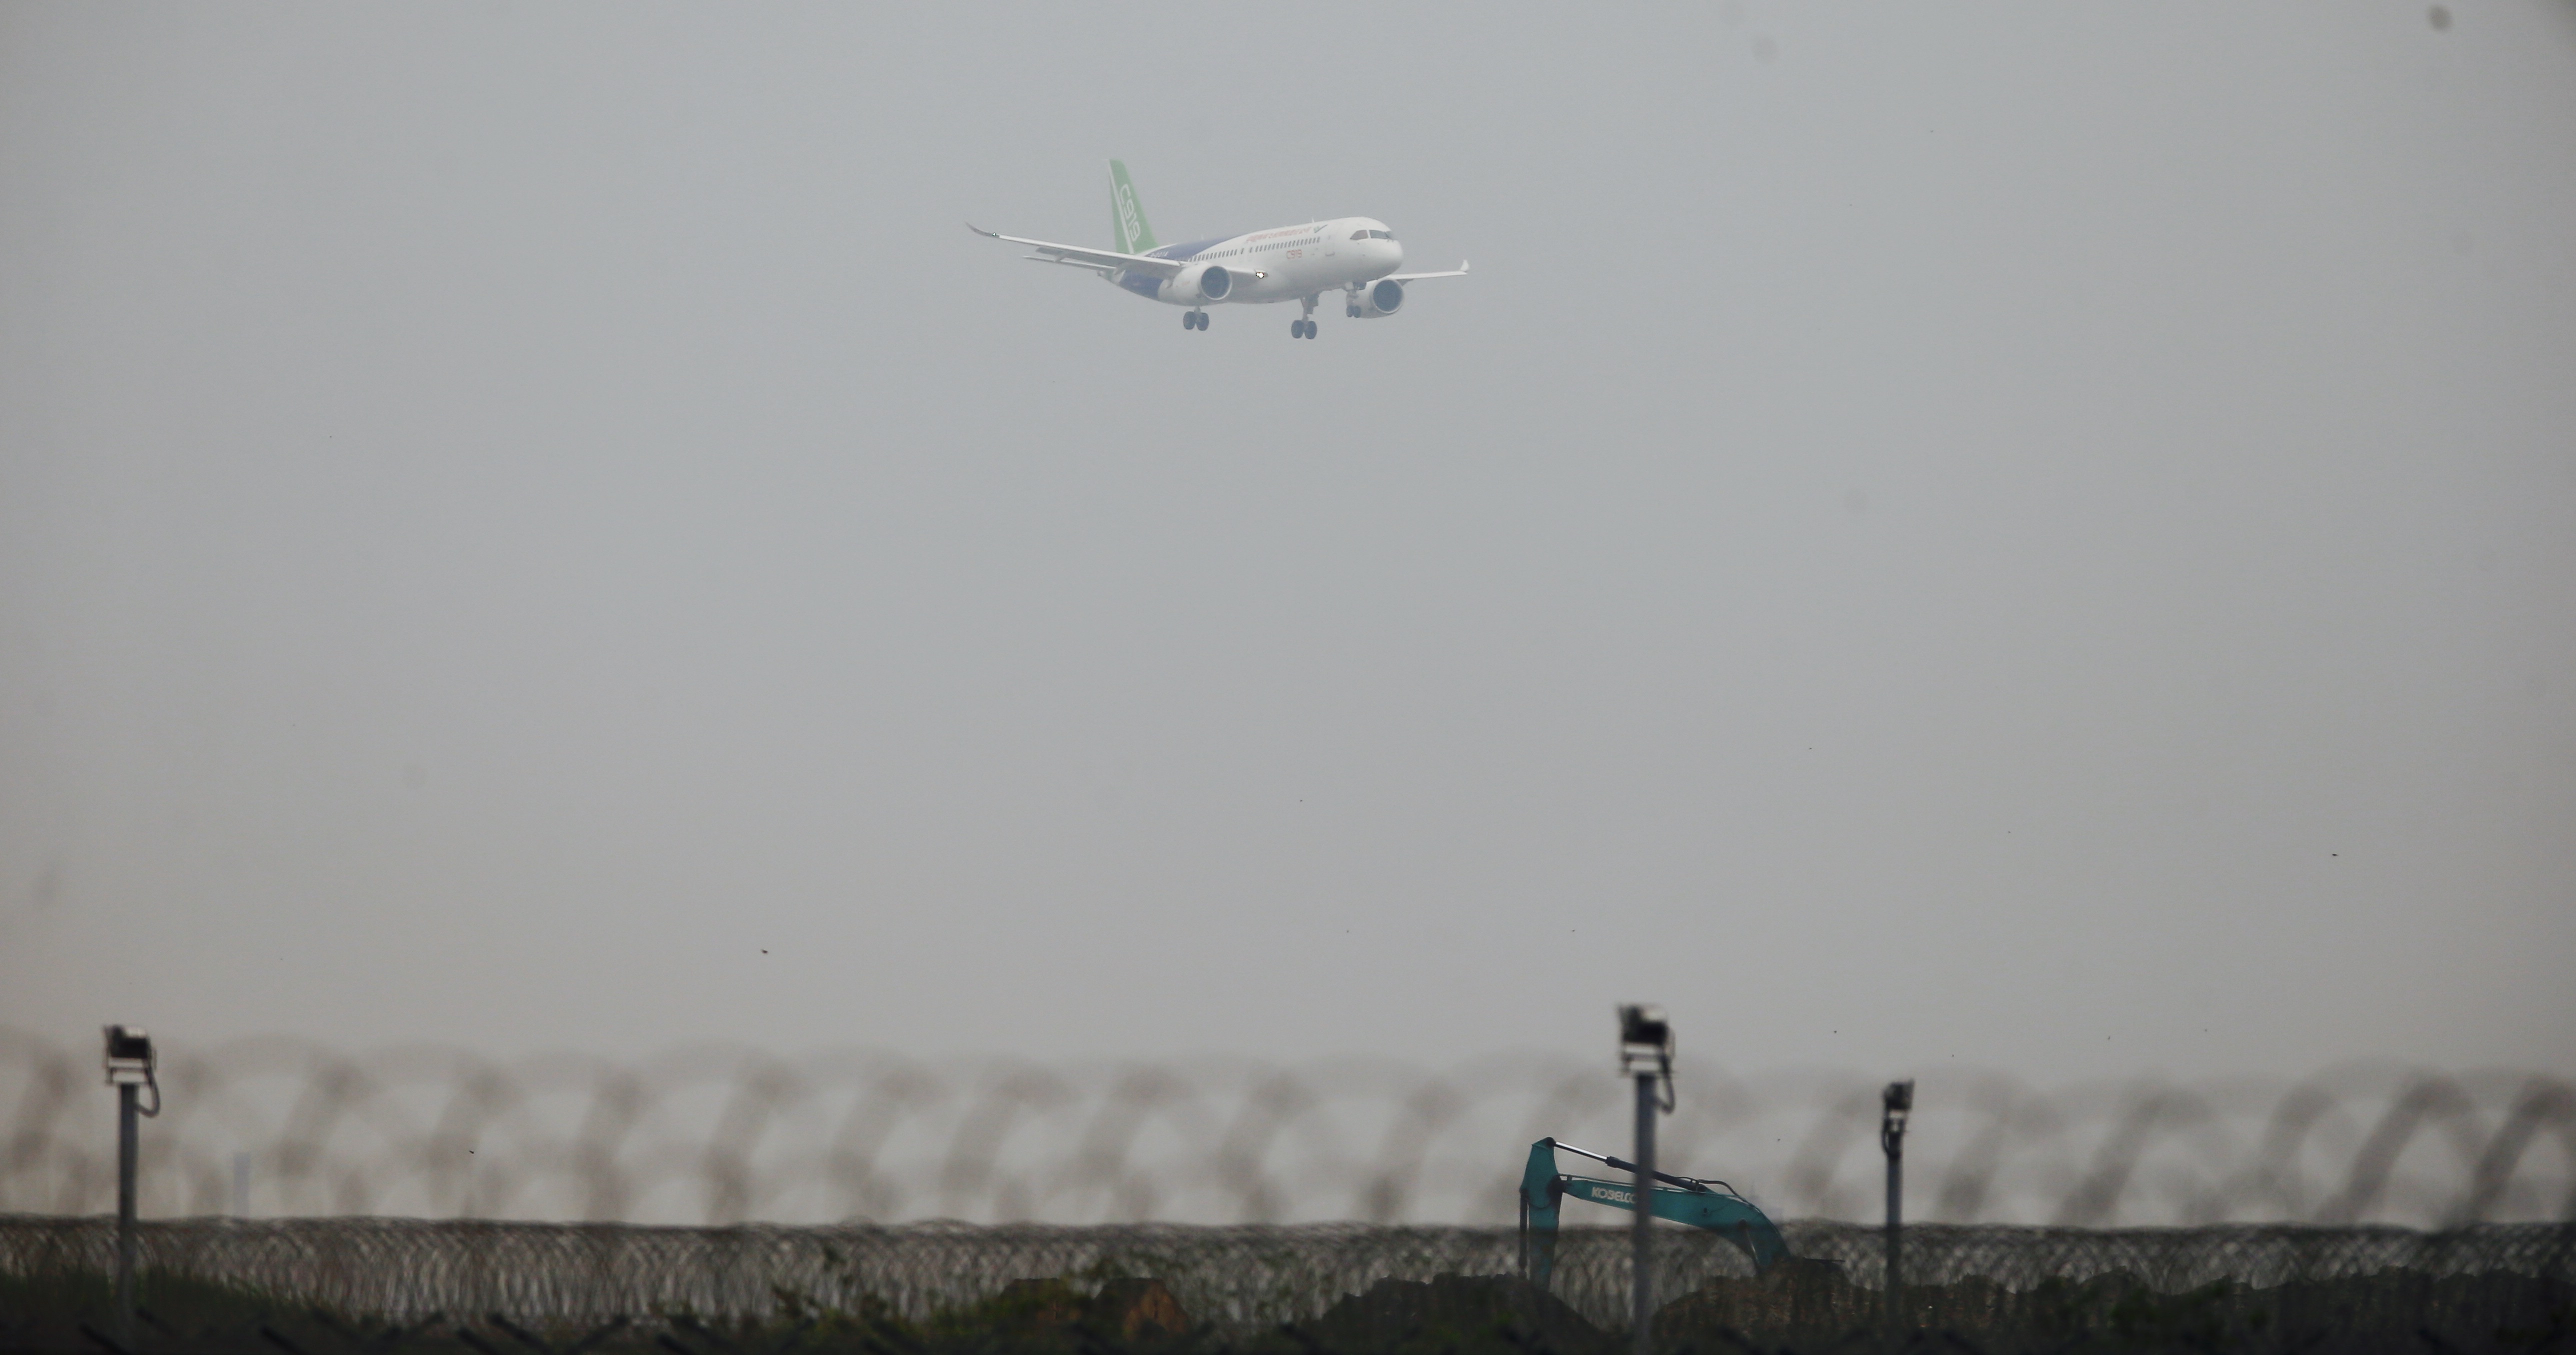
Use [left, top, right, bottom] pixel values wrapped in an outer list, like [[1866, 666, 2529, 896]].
[[969, 160, 1468, 338]]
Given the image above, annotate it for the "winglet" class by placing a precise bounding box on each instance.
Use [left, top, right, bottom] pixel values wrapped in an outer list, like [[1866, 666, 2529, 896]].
[[966, 222, 1001, 239], [1461, 260, 1471, 272]]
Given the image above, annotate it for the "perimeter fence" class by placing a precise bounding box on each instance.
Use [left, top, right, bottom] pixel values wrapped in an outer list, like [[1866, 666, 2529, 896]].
[[4, 1216, 2574, 1329], [5, 1031, 2573, 1229]]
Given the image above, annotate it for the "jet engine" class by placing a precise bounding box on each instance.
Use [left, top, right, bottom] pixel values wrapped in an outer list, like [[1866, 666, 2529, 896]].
[[1165, 264, 1233, 306], [1346, 278, 1404, 319]]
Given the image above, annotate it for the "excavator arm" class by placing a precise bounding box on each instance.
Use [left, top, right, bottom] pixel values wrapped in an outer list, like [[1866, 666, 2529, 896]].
[[1519, 1137, 1792, 1292]]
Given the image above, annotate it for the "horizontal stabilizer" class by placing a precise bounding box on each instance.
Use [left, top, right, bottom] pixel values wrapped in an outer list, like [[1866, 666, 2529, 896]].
[[967, 222, 1186, 280]]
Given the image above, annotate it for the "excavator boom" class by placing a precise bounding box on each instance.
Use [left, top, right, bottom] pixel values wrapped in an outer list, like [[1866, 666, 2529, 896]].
[[1519, 1137, 1792, 1292]]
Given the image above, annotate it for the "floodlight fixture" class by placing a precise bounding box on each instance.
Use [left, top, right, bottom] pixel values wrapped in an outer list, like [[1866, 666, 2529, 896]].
[[104, 1026, 154, 1086], [1616, 1004, 1672, 1080], [1882, 1078, 1914, 1145]]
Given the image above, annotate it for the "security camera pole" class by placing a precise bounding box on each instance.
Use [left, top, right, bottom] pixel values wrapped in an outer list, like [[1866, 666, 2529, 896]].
[[1618, 1006, 1675, 1355], [1881, 1079, 1913, 1346], [103, 1026, 159, 1348]]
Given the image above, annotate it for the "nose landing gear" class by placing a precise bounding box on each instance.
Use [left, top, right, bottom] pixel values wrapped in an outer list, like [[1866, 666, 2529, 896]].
[[1183, 310, 1207, 331]]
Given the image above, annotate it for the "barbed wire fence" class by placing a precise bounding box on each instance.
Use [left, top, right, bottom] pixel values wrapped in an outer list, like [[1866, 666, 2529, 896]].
[[2, 1216, 2572, 1331], [3, 1030, 2571, 1230]]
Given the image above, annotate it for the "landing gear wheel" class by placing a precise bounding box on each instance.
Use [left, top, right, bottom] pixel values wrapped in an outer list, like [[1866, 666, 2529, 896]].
[[1183, 312, 1195, 330], [1305, 322, 1318, 339]]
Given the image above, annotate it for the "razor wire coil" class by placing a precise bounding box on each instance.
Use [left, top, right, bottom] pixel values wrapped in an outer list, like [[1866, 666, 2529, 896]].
[[4, 1031, 2570, 1231]]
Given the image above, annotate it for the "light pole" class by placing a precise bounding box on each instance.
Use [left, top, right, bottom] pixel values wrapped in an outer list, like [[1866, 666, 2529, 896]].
[[103, 1026, 160, 1348], [1881, 1079, 1913, 1347], [1618, 1006, 1674, 1355]]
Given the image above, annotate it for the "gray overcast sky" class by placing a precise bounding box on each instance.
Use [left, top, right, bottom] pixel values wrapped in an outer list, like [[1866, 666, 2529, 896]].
[[3, 3, 2572, 1084]]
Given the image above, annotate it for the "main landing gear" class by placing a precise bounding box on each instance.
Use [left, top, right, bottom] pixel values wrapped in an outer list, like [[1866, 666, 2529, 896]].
[[1183, 310, 1208, 331], [1291, 296, 1319, 340]]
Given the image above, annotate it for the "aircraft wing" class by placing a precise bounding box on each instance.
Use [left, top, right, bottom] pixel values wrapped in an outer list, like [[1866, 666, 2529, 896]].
[[968, 224, 1188, 279], [1388, 260, 1471, 282]]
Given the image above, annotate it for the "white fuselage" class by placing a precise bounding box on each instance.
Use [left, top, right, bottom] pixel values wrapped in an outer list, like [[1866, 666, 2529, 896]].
[[1118, 216, 1404, 306]]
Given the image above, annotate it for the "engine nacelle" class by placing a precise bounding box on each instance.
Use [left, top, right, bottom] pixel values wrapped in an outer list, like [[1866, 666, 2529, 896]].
[[1164, 264, 1233, 306], [1346, 278, 1404, 319]]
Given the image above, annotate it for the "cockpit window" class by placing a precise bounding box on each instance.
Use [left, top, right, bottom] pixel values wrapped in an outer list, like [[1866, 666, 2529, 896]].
[[1369, 230, 1396, 240], [1350, 230, 1368, 240]]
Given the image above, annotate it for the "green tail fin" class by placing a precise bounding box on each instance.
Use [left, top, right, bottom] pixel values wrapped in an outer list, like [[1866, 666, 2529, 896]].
[[1108, 160, 1158, 254]]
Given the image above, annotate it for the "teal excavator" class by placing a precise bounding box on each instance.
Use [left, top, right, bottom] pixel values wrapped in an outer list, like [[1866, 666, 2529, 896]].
[[1518, 1137, 1793, 1292]]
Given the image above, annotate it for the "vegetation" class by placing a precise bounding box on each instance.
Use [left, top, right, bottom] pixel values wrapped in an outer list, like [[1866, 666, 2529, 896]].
[[1, 1262, 2568, 1354]]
